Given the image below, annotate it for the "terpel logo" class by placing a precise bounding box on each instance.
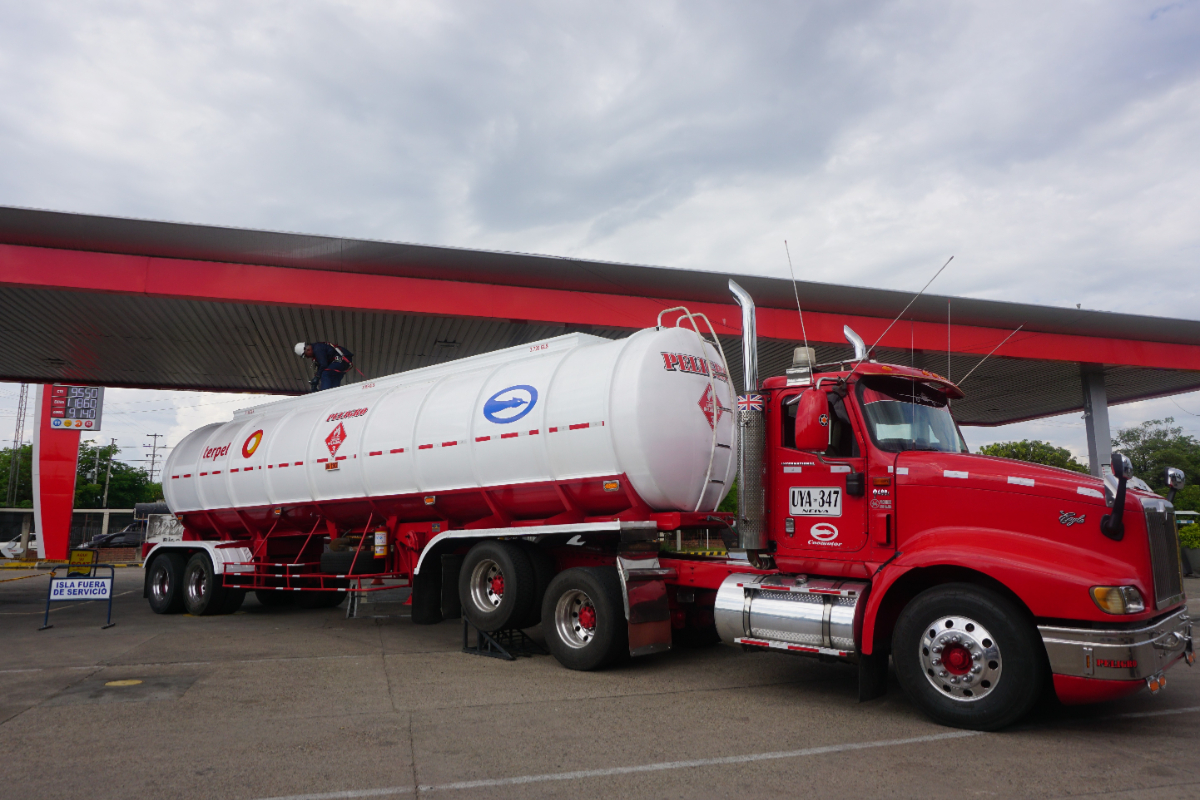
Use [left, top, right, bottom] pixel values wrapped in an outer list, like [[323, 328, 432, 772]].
[[202, 443, 231, 460], [242, 430, 264, 458], [483, 385, 538, 424]]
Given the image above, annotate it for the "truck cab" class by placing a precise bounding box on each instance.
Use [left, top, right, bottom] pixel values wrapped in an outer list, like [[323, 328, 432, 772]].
[[716, 344, 1193, 728]]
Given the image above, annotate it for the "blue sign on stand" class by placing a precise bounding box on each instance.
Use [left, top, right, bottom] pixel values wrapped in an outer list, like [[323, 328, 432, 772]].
[[39, 565, 116, 630]]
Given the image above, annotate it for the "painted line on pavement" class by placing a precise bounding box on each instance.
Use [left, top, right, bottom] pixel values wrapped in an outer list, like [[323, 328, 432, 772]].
[[253, 730, 980, 800]]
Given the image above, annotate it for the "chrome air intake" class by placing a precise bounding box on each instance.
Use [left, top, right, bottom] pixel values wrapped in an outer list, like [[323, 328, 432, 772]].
[[714, 574, 868, 658], [729, 279, 766, 550]]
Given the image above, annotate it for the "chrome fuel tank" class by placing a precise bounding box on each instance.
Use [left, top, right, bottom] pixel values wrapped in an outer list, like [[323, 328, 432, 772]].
[[714, 574, 868, 658]]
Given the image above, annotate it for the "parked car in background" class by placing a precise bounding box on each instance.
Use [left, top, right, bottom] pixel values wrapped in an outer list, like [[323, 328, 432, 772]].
[[82, 522, 145, 550], [0, 533, 37, 559]]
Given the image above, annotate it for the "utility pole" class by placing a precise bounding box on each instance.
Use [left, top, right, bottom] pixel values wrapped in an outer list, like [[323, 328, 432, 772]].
[[100, 438, 116, 537], [6, 383, 28, 507], [143, 433, 165, 483]]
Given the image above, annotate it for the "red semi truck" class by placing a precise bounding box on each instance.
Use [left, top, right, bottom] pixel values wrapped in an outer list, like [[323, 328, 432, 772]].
[[143, 280, 1193, 730]]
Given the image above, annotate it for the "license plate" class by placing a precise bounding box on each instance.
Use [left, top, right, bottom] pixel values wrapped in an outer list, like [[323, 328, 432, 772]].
[[789, 487, 842, 517]]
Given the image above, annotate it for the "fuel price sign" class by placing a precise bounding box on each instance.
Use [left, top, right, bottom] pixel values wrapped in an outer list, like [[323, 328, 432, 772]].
[[49, 385, 104, 432]]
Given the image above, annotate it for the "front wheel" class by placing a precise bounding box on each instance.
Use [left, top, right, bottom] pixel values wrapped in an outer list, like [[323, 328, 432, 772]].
[[892, 583, 1045, 730], [542, 567, 628, 671]]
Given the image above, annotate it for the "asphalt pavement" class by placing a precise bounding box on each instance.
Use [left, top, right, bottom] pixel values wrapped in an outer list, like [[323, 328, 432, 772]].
[[3, 567, 1200, 799]]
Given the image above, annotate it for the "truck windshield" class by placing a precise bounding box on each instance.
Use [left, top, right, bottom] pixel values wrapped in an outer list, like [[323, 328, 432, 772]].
[[856, 376, 966, 454]]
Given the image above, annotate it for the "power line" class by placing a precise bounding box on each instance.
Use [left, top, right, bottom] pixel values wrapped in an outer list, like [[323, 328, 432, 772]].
[[143, 433, 166, 483]]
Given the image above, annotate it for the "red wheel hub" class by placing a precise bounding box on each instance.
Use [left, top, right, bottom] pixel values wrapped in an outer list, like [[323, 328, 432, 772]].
[[489, 574, 504, 597], [942, 643, 973, 675], [577, 604, 596, 630]]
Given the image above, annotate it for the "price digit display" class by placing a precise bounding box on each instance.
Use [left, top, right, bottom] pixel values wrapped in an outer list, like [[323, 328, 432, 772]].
[[49, 385, 104, 432]]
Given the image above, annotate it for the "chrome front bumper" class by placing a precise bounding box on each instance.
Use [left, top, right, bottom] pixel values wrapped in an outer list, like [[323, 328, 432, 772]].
[[1039, 608, 1192, 680]]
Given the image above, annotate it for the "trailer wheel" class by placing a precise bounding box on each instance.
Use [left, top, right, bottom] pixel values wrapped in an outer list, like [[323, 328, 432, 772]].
[[515, 541, 555, 628], [459, 541, 535, 632], [220, 589, 247, 614], [146, 552, 187, 614], [254, 590, 295, 608], [892, 583, 1045, 731], [412, 561, 443, 625], [181, 553, 231, 616], [542, 567, 628, 671]]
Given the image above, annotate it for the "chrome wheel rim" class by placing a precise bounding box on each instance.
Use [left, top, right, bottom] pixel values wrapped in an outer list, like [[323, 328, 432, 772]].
[[151, 567, 171, 603], [185, 566, 208, 606], [468, 559, 504, 612], [554, 589, 597, 649], [919, 615, 1002, 702]]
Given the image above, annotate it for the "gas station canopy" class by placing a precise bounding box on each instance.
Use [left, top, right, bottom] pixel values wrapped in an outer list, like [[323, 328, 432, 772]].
[[1, 204, 1198, 428]]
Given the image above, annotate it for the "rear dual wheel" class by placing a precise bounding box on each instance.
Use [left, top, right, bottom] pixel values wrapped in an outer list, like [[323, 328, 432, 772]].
[[181, 553, 245, 615], [542, 567, 627, 671]]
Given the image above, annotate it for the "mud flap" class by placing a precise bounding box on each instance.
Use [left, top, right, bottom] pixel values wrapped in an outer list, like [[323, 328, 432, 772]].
[[617, 545, 674, 657], [858, 651, 889, 701]]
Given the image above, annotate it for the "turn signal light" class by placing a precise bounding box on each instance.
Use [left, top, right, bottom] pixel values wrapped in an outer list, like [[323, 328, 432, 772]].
[[1090, 586, 1145, 615], [603, 480, 621, 492], [423, 496, 437, 505]]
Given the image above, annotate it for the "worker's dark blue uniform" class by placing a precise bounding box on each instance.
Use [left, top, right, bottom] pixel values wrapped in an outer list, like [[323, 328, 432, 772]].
[[309, 342, 354, 391]]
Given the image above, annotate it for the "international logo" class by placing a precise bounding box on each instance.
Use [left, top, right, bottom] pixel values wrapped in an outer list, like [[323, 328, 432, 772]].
[[326, 423, 347, 457], [242, 430, 264, 458], [1059, 511, 1086, 527], [698, 384, 730, 430], [483, 385, 538, 424], [808, 522, 840, 546]]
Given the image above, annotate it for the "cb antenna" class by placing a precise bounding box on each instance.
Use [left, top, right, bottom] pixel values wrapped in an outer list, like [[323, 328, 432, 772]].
[[850, 255, 954, 374], [784, 240, 809, 351], [958, 325, 1024, 385]]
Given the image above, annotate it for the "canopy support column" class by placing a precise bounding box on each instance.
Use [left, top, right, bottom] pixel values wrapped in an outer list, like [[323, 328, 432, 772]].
[[1081, 366, 1112, 479]]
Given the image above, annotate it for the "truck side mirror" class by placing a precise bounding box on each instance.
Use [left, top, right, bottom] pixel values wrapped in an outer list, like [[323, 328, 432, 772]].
[[1166, 467, 1186, 503], [793, 390, 830, 452], [1101, 452, 1133, 541]]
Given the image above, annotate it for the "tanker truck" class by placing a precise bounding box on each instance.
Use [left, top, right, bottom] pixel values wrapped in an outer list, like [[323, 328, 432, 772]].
[[145, 281, 1193, 730]]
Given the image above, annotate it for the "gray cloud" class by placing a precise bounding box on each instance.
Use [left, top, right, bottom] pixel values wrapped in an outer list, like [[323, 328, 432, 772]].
[[1, 1, 1198, 459]]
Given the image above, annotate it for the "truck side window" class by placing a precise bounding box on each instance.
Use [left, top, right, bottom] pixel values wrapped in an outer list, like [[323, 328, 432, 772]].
[[783, 395, 798, 449], [827, 393, 859, 458]]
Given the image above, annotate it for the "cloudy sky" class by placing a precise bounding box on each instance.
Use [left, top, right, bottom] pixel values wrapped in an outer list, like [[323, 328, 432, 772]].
[[1, 1, 1198, 473]]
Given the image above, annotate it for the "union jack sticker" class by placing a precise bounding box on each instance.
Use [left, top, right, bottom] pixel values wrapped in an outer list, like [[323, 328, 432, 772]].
[[737, 394, 763, 411]]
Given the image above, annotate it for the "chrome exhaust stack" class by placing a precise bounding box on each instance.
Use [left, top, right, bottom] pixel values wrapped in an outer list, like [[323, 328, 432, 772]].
[[729, 279, 766, 551]]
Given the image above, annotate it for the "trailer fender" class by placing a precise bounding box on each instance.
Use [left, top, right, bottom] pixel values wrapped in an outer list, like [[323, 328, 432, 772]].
[[860, 526, 1140, 655]]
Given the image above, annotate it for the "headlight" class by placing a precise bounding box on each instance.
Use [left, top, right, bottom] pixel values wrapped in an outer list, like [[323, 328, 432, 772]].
[[1090, 586, 1145, 614]]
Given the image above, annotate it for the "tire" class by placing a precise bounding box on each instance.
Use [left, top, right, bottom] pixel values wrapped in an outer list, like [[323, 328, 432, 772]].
[[892, 583, 1046, 731], [220, 588, 247, 614], [440, 554, 464, 620], [182, 553, 231, 616], [515, 541, 555, 628], [411, 562, 443, 625], [146, 552, 187, 614], [297, 590, 346, 609], [542, 567, 628, 671], [320, 549, 386, 575], [458, 541, 535, 632], [254, 589, 295, 608]]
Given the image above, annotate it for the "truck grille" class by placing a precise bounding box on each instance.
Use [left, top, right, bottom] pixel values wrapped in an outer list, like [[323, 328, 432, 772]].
[[1143, 503, 1184, 610]]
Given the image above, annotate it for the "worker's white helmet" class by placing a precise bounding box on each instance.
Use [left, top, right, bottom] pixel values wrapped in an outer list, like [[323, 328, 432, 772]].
[[294, 342, 306, 356]]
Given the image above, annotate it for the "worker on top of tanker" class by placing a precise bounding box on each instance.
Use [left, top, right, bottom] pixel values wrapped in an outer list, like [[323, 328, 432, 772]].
[[295, 341, 355, 391]]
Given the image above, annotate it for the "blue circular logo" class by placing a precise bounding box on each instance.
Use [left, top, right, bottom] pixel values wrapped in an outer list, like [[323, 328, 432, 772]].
[[51, 418, 62, 427], [483, 385, 538, 424]]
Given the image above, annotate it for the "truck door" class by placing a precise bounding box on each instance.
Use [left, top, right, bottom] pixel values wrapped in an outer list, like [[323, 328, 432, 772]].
[[773, 388, 869, 556]]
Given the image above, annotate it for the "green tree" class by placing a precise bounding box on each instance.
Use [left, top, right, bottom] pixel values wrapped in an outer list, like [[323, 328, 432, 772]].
[[0, 443, 34, 507], [976, 439, 1089, 474], [75, 439, 162, 508], [1111, 418, 1200, 512]]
